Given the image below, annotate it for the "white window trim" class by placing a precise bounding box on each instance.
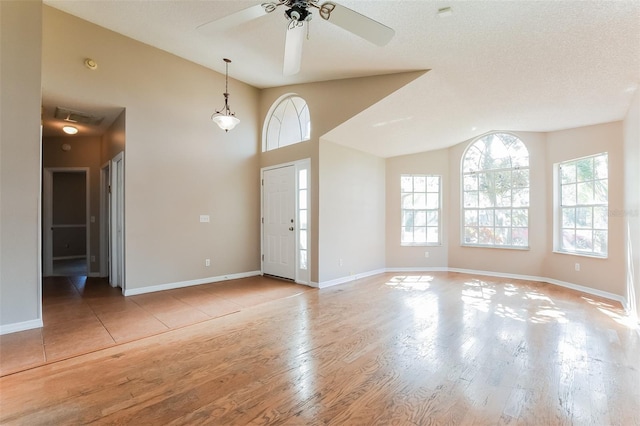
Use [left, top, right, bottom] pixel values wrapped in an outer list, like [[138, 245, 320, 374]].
[[401, 174, 442, 246], [262, 93, 311, 152], [552, 152, 609, 259], [460, 132, 531, 250]]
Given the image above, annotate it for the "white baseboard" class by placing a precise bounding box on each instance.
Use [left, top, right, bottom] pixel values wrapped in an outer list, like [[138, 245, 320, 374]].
[[123, 270, 262, 296], [316, 268, 386, 289], [312, 266, 629, 310], [425, 267, 628, 308], [544, 277, 627, 306], [0, 318, 43, 336]]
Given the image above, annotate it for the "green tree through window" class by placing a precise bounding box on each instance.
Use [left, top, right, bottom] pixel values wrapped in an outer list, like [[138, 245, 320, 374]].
[[558, 153, 608, 256], [462, 133, 530, 248]]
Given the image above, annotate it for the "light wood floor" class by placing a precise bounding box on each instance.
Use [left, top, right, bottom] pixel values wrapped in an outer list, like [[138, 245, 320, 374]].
[[1, 272, 638, 424]]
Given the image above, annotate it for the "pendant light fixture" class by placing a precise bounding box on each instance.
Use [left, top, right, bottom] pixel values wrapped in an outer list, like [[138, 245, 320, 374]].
[[211, 58, 240, 132]]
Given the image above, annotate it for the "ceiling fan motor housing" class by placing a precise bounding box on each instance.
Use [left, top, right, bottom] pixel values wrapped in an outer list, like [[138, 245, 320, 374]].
[[286, 2, 312, 22]]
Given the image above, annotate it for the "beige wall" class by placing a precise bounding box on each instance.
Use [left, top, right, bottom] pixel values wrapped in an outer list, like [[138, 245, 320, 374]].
[[0, 0, 43, 329], [51, 172, 86, 258], [318, 141, 386, 283], [43, 136, 101, 273], [386, 148, 450, 268], [102, 110, 125, 164], [52, 172, 86, 225], [623, 91, 640, 319], [543, 122, 625, 296], [43, 6, 261, 291], [448, 132, 549, 277]]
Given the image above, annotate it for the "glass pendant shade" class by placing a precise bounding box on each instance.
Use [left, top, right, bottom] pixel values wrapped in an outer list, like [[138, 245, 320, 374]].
[[211, 113, 240, 132]]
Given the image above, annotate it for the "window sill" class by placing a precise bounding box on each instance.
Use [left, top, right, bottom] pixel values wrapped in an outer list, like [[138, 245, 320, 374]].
[[552, 250, 608, 260], [461, 244, 530, 251], [401, 243, 442, 247]]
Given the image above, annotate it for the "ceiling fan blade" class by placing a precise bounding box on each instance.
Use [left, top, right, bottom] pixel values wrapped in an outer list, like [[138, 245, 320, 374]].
[[197, 4, 272, 34], [320, 2, 394, 46], [283, 24, 305, 76]]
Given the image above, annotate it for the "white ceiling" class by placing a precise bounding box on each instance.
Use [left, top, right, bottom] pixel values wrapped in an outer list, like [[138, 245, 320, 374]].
[[44, 0, 640, 157]]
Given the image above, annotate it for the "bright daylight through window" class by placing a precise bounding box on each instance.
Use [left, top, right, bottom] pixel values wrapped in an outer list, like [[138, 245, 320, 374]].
[[557, 153, 608, 257], [462, 133, 529, 248], [401, 175, 441, 245], [264, 95, 311, 152]]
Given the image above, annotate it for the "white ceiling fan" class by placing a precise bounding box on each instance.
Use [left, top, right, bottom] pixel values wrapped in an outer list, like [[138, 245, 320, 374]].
[[198, 0, 395, 76]]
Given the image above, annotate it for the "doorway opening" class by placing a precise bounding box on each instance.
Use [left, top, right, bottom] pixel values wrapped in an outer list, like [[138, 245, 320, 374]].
[[42, 168, 90, 276]]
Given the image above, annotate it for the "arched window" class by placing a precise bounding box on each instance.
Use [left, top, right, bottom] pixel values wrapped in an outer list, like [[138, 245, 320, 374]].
[[263, 94, 311, 152], [461, 132, 530, 248]]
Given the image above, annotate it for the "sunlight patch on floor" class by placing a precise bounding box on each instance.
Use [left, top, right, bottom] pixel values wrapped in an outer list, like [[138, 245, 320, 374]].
[[386, 275, 434, 291], [581, 296, 637, 328]]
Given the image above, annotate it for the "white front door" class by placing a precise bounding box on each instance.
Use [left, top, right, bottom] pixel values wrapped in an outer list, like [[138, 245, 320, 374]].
[[263, 165, 296, 280]]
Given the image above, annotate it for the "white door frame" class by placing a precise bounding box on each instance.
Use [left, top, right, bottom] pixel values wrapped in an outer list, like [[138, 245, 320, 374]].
[[110, 152, 125, 291], [260, 158, 311, 285], [99, 161, 110, 278], [42, 167, 90, 277]]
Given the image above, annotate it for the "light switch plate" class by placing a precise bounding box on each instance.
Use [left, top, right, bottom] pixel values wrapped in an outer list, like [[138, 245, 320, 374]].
[[200, 215, 210, 223]]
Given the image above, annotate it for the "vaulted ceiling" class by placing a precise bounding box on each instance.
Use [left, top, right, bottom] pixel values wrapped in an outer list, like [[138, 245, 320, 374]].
[[44, 0, 640, 157]]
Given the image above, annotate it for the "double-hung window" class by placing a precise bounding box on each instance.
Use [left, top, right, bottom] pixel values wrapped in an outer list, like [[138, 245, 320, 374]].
[[556, 153, 608, 257], [401, 175, 441, 245]]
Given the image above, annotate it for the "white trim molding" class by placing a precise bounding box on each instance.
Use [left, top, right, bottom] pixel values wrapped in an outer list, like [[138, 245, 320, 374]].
[[314, 268, 386, 289], [0, 319, 43, 336], [447, 267, 628, 307], [123, 271, 262, 296], [312, 266, 629, 311]]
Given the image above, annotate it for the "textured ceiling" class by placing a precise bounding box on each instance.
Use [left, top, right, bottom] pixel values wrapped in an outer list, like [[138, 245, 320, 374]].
[[43, 0, 640, 157]]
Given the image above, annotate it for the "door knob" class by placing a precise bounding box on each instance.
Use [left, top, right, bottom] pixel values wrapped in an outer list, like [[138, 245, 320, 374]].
[[289, 227, 294, 231]]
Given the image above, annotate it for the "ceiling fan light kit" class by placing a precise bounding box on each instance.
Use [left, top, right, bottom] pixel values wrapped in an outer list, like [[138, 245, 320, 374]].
[[211, 58, 240, 132], [199, 0, 395, 76]]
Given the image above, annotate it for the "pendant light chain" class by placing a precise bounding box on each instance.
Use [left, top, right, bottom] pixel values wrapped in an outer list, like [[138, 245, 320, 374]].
[[211, 58, 240, 132]]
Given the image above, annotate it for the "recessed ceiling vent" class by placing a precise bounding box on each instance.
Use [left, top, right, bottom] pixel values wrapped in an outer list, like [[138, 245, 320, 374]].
[[54, 107, 104, 126]]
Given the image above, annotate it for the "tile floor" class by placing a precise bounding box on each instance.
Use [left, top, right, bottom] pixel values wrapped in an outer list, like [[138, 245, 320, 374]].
[[0, 275, 310, 377]]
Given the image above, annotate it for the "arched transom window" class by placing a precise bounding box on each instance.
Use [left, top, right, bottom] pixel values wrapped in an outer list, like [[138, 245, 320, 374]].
[[263, 94, 311, 152], [462, 132, 530, 248]]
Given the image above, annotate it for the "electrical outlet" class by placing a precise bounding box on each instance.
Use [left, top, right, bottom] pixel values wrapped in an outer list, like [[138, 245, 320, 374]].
[[339, 258, 344, 266], [200, 215, 210, 223], [91, 255, 96, 262], [575, 263, 580, 272], [425, 251, 430, 258], [205, 258, 211, 267]]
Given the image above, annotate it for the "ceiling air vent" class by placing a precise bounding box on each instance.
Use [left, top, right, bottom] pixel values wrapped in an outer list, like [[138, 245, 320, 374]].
[[54, 107, 105, 126]]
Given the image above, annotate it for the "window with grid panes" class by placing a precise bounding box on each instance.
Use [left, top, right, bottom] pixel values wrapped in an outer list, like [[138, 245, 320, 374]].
[[556, 153, 608, 257], [462, 133, 530, 248], [401, 175, 441, 245]]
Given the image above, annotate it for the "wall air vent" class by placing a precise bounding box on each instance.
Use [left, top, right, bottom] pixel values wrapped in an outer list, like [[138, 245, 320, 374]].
[[54, 107, 105, 126]]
